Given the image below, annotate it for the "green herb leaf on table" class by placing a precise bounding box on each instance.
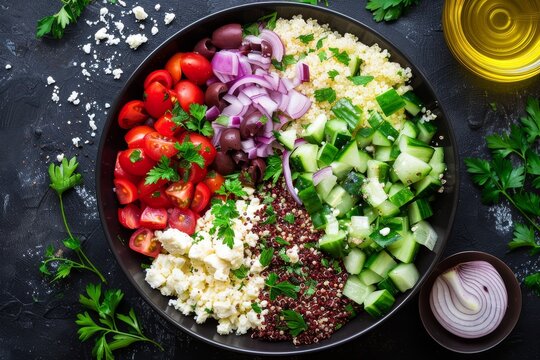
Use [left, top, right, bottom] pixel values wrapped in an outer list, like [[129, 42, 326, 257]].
[[524, 272, 540, 295], [366, 0, 420, 23], [145, 156, 180, 185], [36, 0, 92, 39], [281, 309, 308, 337], [49, 157, 83, 195], [508, 223, 540, 255]]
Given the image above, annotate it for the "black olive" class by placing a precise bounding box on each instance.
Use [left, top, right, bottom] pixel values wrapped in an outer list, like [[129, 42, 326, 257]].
[[261, 39, 273, 58], [205, 82, 228, 110], [219, 128, 242, 152], [211, 23, 242, 49], [213, 152, 237, 175], [250, 158, 266, 183], [193, 37, 216, 60], [240, 115, 264, 139], [231, 150, 248, 166]]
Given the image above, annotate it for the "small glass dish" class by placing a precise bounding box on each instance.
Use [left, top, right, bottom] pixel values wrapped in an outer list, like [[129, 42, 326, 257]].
[[418, 251, 522, 353]]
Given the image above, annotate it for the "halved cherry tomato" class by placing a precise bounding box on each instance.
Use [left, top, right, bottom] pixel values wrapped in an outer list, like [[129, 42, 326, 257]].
[[154, 113, 183, 138], [203, 170, 225, 194], [114, 152, 140, 183], [174, 80, 204, 113], [179, 52, 213, 85], [140, 206, 168, 230], [177, 132, 216, 166], [179, 163, 207, 184], [165, 181, 194, 208], [191, 182, 211, 214], [168, 208, 197, 235], [124, 125, 154, 148], [144, 81, 175, 119], [140, 186, 173, 208], [144, 69, 174, 90], [118, 148, 156, 176], [138, 178, 169, 197], [118, 100, 148, 129], [165, 53, 184, 84], [143, 132, 178, 161], [118, 204, 141, 229], [114, 178, 138, 204], [129, 228, 161, 258]]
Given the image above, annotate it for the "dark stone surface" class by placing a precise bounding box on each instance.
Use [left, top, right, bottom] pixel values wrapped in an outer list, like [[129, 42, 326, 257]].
[[0, 0, 538, 359]]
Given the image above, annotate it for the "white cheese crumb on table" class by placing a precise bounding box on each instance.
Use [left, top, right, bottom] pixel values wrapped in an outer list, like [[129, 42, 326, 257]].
[[56, 153, 64, 162], [46, 76, 56, 85], [164, 12, 175, 25], [72, 137, 81, 147], [112, 68, 123, 79], [155, 4, 161, 11], [82, 43, 92, 54], [67, 91, 80, 105], [5, 64, 12, 70], [151, 26, 159, 35], [125, 34, 148, 49], [132, 6, 148, 21]]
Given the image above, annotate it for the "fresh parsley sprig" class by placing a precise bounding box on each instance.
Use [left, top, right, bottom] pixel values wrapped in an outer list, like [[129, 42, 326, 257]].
[[170, 103, 213, 137], [210, 179, 247, 248], [76, 284, 163, 358], [36, 0, 91, 39], [366, 0, 420, 23], [281, 309, 308, 337], [145, 156, 180, 185], [41, 157, 106, 283], [265, 273, 300, 300], [524, 272, 540, 295], [263, 155, 283, 184]]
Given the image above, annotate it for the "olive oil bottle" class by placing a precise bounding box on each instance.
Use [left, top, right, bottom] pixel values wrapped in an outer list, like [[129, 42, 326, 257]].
[[442, 0, 540, 82]]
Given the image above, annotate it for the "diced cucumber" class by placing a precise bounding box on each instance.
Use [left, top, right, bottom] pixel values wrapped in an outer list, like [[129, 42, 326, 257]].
[[297, 185, 322, 214], [315, 172, 338, 200], [375, 200, 400, 218], [319, 230, 348, 258], [408, 199, 433, 224], [349, 55, 362, 76], [295, 172, 314, 191], [383, 181, 393, 194], [363, 207, 378, 224], [399, 120, 418, 139], [331, 161, 353, 180], [376, 88, 406, 116], [387, 232, 419, 263], [358, 269, 383, 285], [388, 183, 405, 197], [429, 147, 445, 164], [365, 250, 397, 277], [343, 248, 366, 274], [357, 150, 372, 173], [324, 185, 357, 216], [325, 215, 340, 235], [356, 127, 375, 148], [344, 206, 363, 219], [377, 277, 400, 296], [367, 110, 385, 129], [349, 216, 372, 243], [361, 179, 388, 207], [334, 133, 352, 150], [342, 172, 365, 196], [317, 142, 339, 167], [429, 163, 447, 179], [367, 160, 390, 182], [275, 128, 296, 151], [388, 186, 415, 207], [364, 289, 395, 317], [310, 211, 328, 230], [374, 146, 393, 162], [376, 121, 399, 141], [398, 135, 435, 163], [388, 263, 419, 292], [332, 98, 363, 131], [417, 121, 437, 144], [401, 91, 423, 116], [325, 119, 351, 149], [290, 143, 319, 172], [393, 153, 432, 185], [302, 114, 327, 144], [386, 216, 410, 235], [336, 141, 363, 170], [343, 275, 375, 305], [372, 130, 394, 146], [413, 175, 442, 198], [412, 220, 438, 251], [388, 167, 400, 183]]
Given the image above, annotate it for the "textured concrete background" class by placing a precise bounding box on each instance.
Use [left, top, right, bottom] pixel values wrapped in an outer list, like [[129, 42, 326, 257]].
[[0, 0, 539, 359]]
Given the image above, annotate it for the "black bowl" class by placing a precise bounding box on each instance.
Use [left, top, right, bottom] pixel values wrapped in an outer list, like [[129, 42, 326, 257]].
[[96, 1, 460, 355]]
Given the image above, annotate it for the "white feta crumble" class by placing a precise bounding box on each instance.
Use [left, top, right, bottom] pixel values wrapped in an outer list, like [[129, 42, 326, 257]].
[[125, 34, 148, 50], [114, 21, 125, 32], [72, 137, 81, 147], [132, 6, 148, 20], [5, 64, 11, 70], [56, 153, 64, 162], [82, 69, 91, 77], [46, 76, 56, 85], [112, 68, 123, 79], [67, 91, 80, 105], [139, 24, 145, 30], [99, 7, 108, 16], [154, 3, 161, 11], [85, 103, 91, 112], [379, 227, 391, 236], [51, 86, 60, 103], [82, 43, 92, 54], [94, 27, 110, 43], [151, 26, 159, 35], [156, 228, 193, 256], [164, 12, 175, 25], [117, 0, 126, 6], [89, 120, 97, 131], [286, 245, 300, 264], [105, 103, 111, 108]]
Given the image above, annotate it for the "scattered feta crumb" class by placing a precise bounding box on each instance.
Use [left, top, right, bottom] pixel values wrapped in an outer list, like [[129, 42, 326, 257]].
[[100, 7, 108, 16], [133, 6, 148, 21], [56, 153, 64, 162], [115, 21, 125, 32], [46, 76, 56, 85], [379, 227, 391, 236], [72, 137, 81, 147], [82, 43, 92, 54], [67, 91, 80, 105], [89, 120, 97, 131], [118, 0, 126, 6], [125, 34, 148, 50], [51, 86, 60, 103], [112, 68, 123, 79], [5, 64, 12, 70], [151, 26, 159, 35], [94, 27, 110, 43], [105, 103, 111, 108], [164, 12, 175, 25], [85, 103, 91, 112], [82, 69, 91, 77], [155, 4, 161, 11], [139, 24, 145, 30]]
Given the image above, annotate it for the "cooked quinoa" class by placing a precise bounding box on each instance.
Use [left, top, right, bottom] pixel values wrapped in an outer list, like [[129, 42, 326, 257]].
[[273, 15, 413, 129]]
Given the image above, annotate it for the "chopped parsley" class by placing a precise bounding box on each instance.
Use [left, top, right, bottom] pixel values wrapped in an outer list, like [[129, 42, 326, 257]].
[[329, 47, 350, 65], [284, 213, 295, 224], [210, 179, 247, 248], [281, 310, 308, 337], [263, 155, 283, 184], [265, 273, 300, 300], [316, 36, 327, 50], [317, 51, 327, 62], [232, 264, 249, 279], [348, 75, 374, 86], [271, 55, 297, 71], [328, 69, 339, 80], [297, 33, 314, 44], [304, 278, 317, 297], [262, 205, 277, 225], [175, 140, 205, 169], [314, 87, 336, 103], [251, 302, 262, 314], [278, 248, 291, 263], [170, 103, 213, 137], [145, 156, 180, 185], [259, 247, 274, 267]]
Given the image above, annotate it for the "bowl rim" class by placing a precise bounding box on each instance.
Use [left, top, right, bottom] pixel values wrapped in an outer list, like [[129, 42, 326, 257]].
[[96, 1, 461, 355]]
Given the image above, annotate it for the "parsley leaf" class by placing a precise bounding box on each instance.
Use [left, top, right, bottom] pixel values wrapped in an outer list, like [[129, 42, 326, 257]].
[[304, 278, 317, 297], [259, 247, 274, 267], [348, 75, 374, 86], [281, 310, 308, 337], [275, 237, 290, 246], [272, 55, 297, 71], [232, 264, 249, 279], [521, 97, 540, 143], [284, 213, 295, 224], [316, 36, 327, 50], [215, 178, 247, 198], [328, 69, 339, 80], [329, 48, 350, 65], [297, 33, 314, 44], [170, 103, 213, 137], [36, 0, 92, 39], [262, 205, 277, 225], [263, 155, 283, 184], [524, 272, 540, 296], [318, 51, 327, 62], [251, 302, 262, 314], [366, 0, 420, 23], [145, 156, 180, 185], [508, 223, 540, 255], [265, 273, 300, 300], [175, 140, 205, 168], [259, 11, 278, 30], [211, 179, 246, 248], [314, 87, 336, 103], [48, 156, 82, 196]]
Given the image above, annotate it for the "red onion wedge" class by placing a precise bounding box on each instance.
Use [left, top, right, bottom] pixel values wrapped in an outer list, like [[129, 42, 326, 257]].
[[260, 29, 284, 62], [313, 166, 333, 186], [282, 139, 307, 205], [429, 260, 508, 339]]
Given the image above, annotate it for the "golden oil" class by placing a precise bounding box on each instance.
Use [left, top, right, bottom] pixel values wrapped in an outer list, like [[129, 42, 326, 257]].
[[442, 0, 540, 82]]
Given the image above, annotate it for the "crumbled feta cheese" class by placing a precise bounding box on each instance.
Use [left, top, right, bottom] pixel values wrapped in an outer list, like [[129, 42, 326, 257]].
[[156, 228, 193, 256], [379, 227, 391, 236], [117, 0, 126, 6], [82, 69, 91, 77], [94, 27, 110, 43], [155, 3, 161, 11], [82, 43, 92, 54], [164, 12, 175, 25], [100, 7, 108, 16], [286, 245, 300, 263], [132, 6, 148, 20], [46, 76, 56, 85], [89, 120, 97, 131], [125, 34, 148, 50], [112, 68, 123, 79], [67, 91, 80, 105], [72, 137, 81, 147], [5, 64, 11, 70], [51, 86, 60, 103], [85, 103, 91, 112], [105, 103, 111, 108], [139, 24, 145, 30], [56, 153, 64, 162], [151, 26, 159, 35], [114, 21, 125, 32]]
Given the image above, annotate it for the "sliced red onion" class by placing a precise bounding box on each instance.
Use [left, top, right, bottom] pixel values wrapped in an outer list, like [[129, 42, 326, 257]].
[[237, 92, 253, 107], [247, 52, 271, 70], [252, 95, 278, 117], [247, 147, 258, 160], [256, 143, 274, 158], [312, 167, 332, 186], [222, 94, 249, 117], [241, 85, 268, 98], [283, 149, 302, 205], [211, 122, 225, 146], [430, 261, 508, 339], [260, 29, 284, 62], [229, 116, 242, 128], [227, 75, 273, 95], [211, 51, 239, 76], [281, 77, 295, 92], [264, 73, 280, 90], [205, 105, 220, 121], [285, 89, 312, 119], [241, 138, 256, 151], [296, 62, 310, 83], [254, 68, 267, 76], [237, 55, 253, 78], [255, 136, 274, 145]]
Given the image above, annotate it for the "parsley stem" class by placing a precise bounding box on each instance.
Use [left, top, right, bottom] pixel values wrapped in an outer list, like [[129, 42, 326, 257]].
[[500, 189, 540, 233], [58, 194, 75, 240], [77, 249, 107, 283], [91, 326, 164, 351]]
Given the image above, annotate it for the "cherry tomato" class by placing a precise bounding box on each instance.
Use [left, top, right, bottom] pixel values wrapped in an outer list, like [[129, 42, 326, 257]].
[[179, 52, 213, 85], [165, 53, 184, 84], [143, 132, 178, 161], [179, 163, 208, 184], [118, 204, 141, 229], [140, 206, 168, 230], [154, 113, 183, 138], [203, 170, 225, 194], [140, 186, 173, 208], [174, 80, 204, 113], [118, 148, 156, 176], [129, 228, 161, 258], [168, 208, 197, 235], [177, 132, 216, 166], [144, 81, 175, 119], [138, 178, 169, 197], [191, 182, 211, 214], [212, 194, 227, 203], [124, 125, 154, 148], [118, 100, 148, 129], [165, 181, 194, 208], [144, 69, 174, 89], [114, 178, 138, 204], [114, 152, 140, 183]]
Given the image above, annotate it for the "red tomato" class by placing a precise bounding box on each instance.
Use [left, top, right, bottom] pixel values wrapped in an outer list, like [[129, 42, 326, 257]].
[[203, 170, 225, 194], [143, 132, 178, 161], [179, 53, 213, 85], [144, 81, 175, 119], [118, 100, 148, 129], [165, 181, 194, 208], [177, 132, 216, 166], [154, 113, 183, 138], [124, 125, 154, 148], [179, 163, 208, 184], [118, 204, 141, 229], [140, 206, 168, 230], [144, 69, 174, 89], [114, 178, 138, 204], [165, 53, 184, 84], [174, 80, 204, 113], [140, 186, 173, 208], [191, 182, 211, 213], [114, 152, 140, 183], [118, 148, 156, 176], [138, 178, 169, 197], [129, 228, 161, 258], [168, 208, 197, 235]]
